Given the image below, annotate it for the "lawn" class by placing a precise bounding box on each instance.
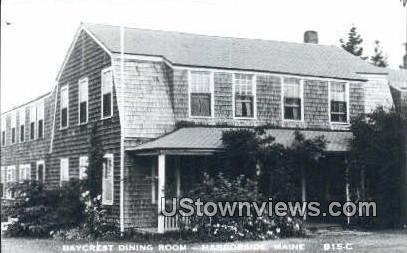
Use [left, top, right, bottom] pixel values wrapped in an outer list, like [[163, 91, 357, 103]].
[[2, 230, 407, 253]]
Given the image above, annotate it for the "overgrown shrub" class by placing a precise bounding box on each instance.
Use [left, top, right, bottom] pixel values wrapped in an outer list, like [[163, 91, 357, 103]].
[[4, 180, 85, 237], [180, 173, 305, 241]]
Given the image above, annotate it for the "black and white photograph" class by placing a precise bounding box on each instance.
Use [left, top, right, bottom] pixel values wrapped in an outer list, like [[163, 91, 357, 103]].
[[1, 0, 407, 252]]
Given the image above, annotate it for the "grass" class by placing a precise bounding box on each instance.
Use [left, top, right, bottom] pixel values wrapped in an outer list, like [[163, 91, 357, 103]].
[[1, 229, 407, 253]]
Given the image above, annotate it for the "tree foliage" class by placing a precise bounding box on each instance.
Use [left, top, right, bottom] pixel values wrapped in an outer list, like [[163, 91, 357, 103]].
[[370, 40, 388, 67], [340, 25, 366, 59], [349, 107, 404, 227]]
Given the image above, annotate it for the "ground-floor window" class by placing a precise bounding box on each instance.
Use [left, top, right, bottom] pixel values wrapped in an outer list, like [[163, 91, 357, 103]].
[[19, 164, 31, 183], [79, 156, 88, 180], [60, 158, 69, 185], [102, 154, 114, 205], [36, 161, 45, 183]]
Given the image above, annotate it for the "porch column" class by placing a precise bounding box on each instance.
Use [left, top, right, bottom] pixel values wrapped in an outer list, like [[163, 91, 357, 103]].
[[345, 159, 351, 226], [157, 154, 166, 234], [301, 167, 307, 221], [175, 157, 181, 198]]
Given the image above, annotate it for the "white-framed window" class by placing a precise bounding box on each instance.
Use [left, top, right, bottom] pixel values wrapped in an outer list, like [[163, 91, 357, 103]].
[[329, 81, 349, 123], [101, 68, 114, 119], [60, 158, 69, 185], [7, 166, 16, 183], [78, 77, 89, 124], [19, 109, 26, 142], [60, 85, 69, 129], [102, 154, 114, 205], [19, 164, 31, 183], [30, 104, 36, 140], [283, 77, 303, 121], [79, 156, 88, 180], [10, 112, 16, 144], [36, 160, 45, 183], [188, 71, 214, 117], [37, 100, 44, 139], [1, 116, 6, 146], [1, 166, 6, 184], [233, 73, 256, 118]]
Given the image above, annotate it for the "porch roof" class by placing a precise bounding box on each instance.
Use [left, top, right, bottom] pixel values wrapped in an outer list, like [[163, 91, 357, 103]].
[[127, 127, 353, 155]]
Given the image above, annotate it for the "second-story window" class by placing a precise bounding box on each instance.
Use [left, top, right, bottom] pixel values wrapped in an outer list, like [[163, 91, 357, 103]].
[[283, 77, 302, 121], [189, 71, 213, 117], [19, 109, 25, 142], [1, 116, 6, 146], [11, 112, 16, 144], [30, 105, 36, 140], [234, 74, 255, 118], [330, 82, 348, 123], [79, 78, 89, 124], [60, 85, 69, 129], [102, 68, 113, 119], [37, 101, 44, 139]]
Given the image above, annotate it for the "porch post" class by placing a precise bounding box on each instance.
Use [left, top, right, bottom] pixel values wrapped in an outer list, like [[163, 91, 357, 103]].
[[345, 158, 351, 226], [175, 157, 181, 198], [301, 167, 307, 221], [157, 154, 166, 233]]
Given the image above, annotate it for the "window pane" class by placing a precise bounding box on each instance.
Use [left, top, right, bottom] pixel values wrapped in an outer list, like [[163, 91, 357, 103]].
[[79, 102, 87, 123], [61, 108, 68, 127], [79, 78, 89, 102], [235, 74, 253, 96], [190, 71, 211, 93], [331, 82, 346, 102], [19, 109, 25, 126], [102, 70, 113, 95], [20, 125, 24, 142], [37, 101, 44, 120], [60, 159, 69, 182], [11, 128, 15, 143], [102, 156, 113, 203], [284, 78, 301, 98], [2, 131, 5, 146], [37, 164, 44, 183], [191, 93, 211, 116], [235, 95, 253, 117], [79, 156, 88, 180], [38, 119, 43, 138], [61, 87, 68, 108], [331, 101, 347, 123], [103, 93, 112, 117], [284, 98, 301, 120], [30, 122, 35, 139]]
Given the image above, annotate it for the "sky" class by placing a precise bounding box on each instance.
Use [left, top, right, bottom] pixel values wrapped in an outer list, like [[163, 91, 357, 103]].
[[1, 0, 406, 112]]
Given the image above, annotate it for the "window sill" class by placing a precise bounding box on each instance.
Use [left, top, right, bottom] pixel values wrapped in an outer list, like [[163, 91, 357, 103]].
[[283, 119, 304, 123], [102, 201, 113, 206], [233, 116, 256, 120], [101, 115, 113, 120], [330, 122, 350, 126], [78, 122, 88, 126], [189, 115, 213, 119]]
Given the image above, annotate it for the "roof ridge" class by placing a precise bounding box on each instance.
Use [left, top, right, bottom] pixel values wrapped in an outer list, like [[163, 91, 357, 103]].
[[83, 22, 338, 48]]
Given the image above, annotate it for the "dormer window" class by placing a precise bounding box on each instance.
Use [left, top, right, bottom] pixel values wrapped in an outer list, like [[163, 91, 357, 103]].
[[189, 71, 213, 117]]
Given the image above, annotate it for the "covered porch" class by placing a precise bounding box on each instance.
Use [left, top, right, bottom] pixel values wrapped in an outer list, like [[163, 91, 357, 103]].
[[124, 127, 354, 233]]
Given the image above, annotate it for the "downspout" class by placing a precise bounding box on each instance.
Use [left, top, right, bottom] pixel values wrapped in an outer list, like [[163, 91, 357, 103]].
[[119, 25, 125, 234]]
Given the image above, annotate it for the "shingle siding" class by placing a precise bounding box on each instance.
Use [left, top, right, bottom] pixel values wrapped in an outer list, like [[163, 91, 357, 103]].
[[50, 30, 121, 220]]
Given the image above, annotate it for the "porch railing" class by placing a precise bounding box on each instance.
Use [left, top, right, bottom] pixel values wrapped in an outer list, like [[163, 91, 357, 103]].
[[164, 215, 191, 231]]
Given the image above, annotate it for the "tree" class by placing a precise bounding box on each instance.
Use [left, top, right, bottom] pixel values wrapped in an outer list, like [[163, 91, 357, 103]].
[[401, 0, 407, 7], [370, 40, 388, 67], [340, 25, 366, 59], [350, 108, 404, 228]]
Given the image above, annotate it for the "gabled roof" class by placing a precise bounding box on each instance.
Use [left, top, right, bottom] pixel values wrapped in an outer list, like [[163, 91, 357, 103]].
[[128, 127, 352, 154], [83, 23, 387, 81]]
